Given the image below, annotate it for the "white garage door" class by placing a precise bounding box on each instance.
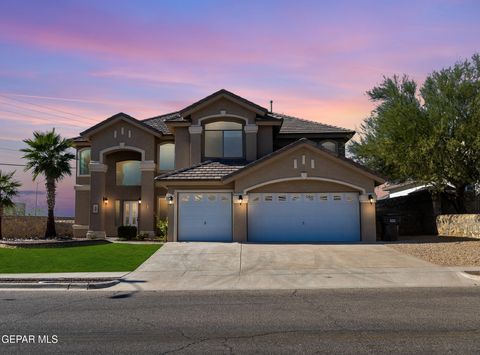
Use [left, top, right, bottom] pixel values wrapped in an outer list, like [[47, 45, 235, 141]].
[[178, 192, 232, 242], [248, 192, 360, 242]]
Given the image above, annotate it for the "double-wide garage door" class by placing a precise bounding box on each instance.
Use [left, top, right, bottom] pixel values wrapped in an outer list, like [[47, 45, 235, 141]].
[[178, 192, 232, 242], [248, 192, 360, 242]]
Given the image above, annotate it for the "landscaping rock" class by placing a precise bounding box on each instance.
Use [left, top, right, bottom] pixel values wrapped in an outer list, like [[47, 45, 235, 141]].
[[436, 214, 480, 239]]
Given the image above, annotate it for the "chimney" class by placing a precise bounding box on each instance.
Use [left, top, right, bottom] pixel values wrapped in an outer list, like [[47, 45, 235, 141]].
[[269, 100, 273, 113]]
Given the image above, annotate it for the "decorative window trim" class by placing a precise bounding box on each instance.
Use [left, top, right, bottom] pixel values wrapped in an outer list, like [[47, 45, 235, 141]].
[[77, 147, 91, 177], [158, 142, 175, 172], [320, 140, 337, 153], [203, 120, 244, 159]]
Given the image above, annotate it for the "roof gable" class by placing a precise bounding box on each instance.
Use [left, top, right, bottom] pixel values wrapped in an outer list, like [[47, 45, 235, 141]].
[[180, 89, 268, 117], [223, 138, 385, 184], [80, 112, 163, 138]]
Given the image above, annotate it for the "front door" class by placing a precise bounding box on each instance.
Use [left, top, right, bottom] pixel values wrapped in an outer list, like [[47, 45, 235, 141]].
[[123, 201, 139, 227]]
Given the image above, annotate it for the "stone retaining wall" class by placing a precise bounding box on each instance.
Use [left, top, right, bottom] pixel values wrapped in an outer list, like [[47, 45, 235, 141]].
[[1, 216, 74, 239], [436, 214, 480, 238]]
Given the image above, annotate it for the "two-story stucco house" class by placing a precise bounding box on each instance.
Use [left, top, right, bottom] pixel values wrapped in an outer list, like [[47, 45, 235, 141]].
[[73, 89, 384, 242]]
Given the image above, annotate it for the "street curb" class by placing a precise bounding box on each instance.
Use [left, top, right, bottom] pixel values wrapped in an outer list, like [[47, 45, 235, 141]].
[[458, 272, 480, 282], [0, 279, 120, 290]]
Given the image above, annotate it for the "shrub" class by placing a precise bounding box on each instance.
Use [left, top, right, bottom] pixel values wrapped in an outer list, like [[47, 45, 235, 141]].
[[156, 217, 168, 242], [136, 233, 149, 241], [117, 225, 137, 240]]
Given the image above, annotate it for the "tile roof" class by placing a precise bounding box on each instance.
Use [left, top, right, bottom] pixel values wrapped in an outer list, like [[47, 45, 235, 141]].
[[268, 113, 355, 134], [142, 112, 181, 135], [156, 161, 246, 181]]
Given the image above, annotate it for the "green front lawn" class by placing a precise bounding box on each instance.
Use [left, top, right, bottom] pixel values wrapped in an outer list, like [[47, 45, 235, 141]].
[[0, 243, 161, 273]]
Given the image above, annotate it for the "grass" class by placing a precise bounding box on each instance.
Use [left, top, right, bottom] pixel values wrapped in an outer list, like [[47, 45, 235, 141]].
[[0, 243, 161, 273]]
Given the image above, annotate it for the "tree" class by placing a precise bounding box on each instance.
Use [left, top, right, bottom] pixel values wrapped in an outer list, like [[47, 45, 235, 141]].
[[0, 171, 21, 239], [350, 54, 480, 213], [21, 129, 74, 238]]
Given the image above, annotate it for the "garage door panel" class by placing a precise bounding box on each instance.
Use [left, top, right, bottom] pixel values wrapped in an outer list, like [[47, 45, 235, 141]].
[[178, 193, 232, 242], [248, 192, 360, 242]]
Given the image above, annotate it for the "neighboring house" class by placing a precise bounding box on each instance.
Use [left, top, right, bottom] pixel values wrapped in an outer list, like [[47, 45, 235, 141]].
[[73, 89, 384, 242], [378, 181, 428, 199]]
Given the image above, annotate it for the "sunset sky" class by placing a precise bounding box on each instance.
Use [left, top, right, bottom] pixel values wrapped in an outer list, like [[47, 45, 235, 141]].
[[0, 0, 479, 216]]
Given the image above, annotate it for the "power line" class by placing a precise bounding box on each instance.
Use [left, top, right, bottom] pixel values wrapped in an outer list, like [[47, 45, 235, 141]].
[[0, 98, 88, 125], [0, 108, 85, 128], [0, 163, 25, 167], [0, 146, 20, 152], [0, 93, 91, 120], [0, 162, 76, 169]]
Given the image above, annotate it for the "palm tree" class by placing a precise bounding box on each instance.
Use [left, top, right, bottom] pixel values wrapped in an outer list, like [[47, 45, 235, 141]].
[[0, 171, 21, 239], [21, 129, 74, 238]]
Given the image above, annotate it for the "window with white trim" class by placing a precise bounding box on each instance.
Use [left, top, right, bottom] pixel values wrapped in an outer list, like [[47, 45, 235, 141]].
[[321, 141, 337, 153], [159, 143, 175, 171], [204, 121, 243, 158], [77, 148, 91, 176]]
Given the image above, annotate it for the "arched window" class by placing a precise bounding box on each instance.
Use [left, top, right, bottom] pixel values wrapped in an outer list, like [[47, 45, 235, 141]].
[[321, 141, 337, 153], [77, 148, 91, 176], [116, 160, 141, 186], [159, 143, 175, 171], [204, 121, 243, 158]]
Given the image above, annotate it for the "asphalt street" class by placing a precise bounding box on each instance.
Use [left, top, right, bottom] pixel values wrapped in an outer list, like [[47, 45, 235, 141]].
[[0, 288, 479, 354]]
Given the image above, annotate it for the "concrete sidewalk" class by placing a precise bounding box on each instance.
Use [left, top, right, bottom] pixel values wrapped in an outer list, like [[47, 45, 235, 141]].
[[110, 243, 480, 291]]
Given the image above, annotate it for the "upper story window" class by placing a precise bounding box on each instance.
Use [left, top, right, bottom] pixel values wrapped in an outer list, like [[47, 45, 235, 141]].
[[321, 141, 337, 153], [159, 143, 175, 171], [116, 160, 141, 186], [77, 148, 91, 176], [204, 121, 243, 158]]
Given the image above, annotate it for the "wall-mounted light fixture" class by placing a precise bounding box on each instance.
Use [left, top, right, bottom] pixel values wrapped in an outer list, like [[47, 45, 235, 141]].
[[233, 194, 248, 204], [103, 197, 108, 205], [368, 194, 374, 204], [166, 193, 174, 205], [138, 197, 142, 205]]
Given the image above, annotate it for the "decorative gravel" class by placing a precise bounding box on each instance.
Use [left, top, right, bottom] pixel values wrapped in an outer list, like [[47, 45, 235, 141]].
[[387, 236, 480, 266]]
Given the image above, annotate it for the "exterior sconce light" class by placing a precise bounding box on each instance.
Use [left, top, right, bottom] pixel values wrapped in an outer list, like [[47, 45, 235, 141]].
[[138, 197, 142, 205], [233, 194, 248, 204], [103, 197, 108, 205], [368, 194, 374, 204], [166, 193, 174, 205]]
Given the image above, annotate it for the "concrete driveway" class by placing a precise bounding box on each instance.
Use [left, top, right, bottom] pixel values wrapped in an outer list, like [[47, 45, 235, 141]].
[[112, 242, 478, 291]]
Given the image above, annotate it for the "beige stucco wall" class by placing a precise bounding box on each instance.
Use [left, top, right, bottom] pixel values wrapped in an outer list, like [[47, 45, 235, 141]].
[[82, 118, 173, 237], [75, 190, 90, 226], [233, 146, 375, 194], [90, 120, 156, 162], [250, 180, 358, 193], [174, 127, 190, 169], [360, 201, 377, 242], [189, 97, 258, 125], [233, 203, 247, 242], [257, 126, 273, 158]]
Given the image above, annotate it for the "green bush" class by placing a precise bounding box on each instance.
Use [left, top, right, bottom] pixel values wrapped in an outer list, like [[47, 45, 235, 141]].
[[156, 217, 168, 242], [117, 225, 137, 240], [136, 233, 149, 241]]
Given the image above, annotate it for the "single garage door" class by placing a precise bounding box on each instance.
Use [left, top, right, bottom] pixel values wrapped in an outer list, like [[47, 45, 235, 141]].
[[178, 192, 232, 241], [248, 192, 360, 242]]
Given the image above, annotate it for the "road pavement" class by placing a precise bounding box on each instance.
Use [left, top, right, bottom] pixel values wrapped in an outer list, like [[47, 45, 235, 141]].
[[1, 288, 479, 354]]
